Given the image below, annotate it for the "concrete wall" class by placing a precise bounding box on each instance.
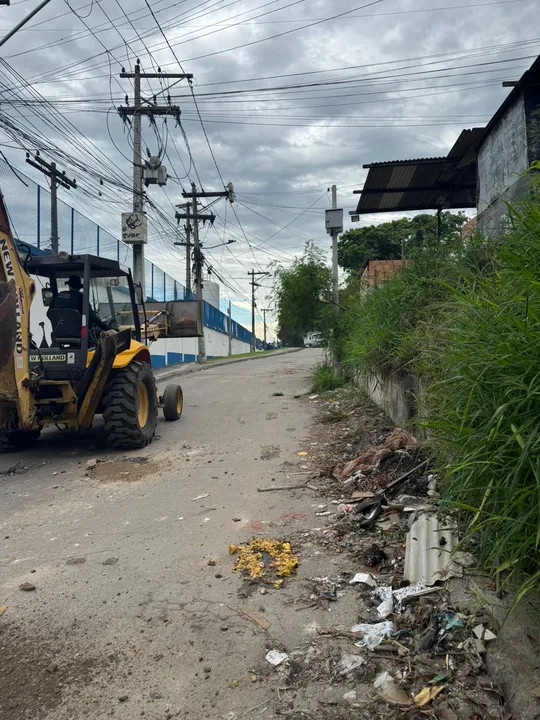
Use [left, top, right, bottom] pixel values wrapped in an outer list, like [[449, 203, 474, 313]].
[[364, 371, 428, 436], [28, 277, 251, 368], [478, 93, 529, 235]]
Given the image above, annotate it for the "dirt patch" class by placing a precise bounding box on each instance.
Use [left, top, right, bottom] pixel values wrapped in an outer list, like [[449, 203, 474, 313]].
[[260, 445, 281, 460], [91, 456, 165, 483], [0, 622, 104, 720]]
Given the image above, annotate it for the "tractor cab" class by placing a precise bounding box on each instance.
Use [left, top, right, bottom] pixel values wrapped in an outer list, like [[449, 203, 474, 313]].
[[26, 253, 142, 381]]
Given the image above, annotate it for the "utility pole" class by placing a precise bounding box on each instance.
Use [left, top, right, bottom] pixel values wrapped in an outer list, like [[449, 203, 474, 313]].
[[0, 0, 53, 49], [331, 185, 339, 313], [248, 270, 269, 353], [119, 61, 192, 301], [325, 185, 343, 371], [261, 308, 271, 349], [173, 203, 192, 295], [177, 183, 232, 363], [26, 152, 76, 255], [228, 300, 232, 357]]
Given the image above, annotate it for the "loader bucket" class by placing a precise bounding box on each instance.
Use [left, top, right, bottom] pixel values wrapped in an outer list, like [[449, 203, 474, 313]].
[[0, 279, 16, 370]]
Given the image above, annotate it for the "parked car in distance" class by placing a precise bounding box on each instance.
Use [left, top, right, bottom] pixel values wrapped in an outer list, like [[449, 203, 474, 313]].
[[304, 332, 324, 348]]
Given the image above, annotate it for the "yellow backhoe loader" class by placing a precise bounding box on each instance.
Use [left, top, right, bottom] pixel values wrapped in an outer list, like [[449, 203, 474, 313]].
[[0, 193, 183, 452]]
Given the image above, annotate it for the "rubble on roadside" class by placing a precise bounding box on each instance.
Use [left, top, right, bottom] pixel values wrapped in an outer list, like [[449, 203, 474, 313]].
[[258, 388, 510, 720]]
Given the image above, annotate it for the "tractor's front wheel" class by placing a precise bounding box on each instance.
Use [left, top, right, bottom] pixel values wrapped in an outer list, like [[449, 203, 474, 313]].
[[0, 429, 41, 454], [102, 361, 158, 449]]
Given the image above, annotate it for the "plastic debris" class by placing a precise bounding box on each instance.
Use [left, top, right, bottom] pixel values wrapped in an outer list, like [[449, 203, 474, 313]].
[[375, 582, 439, 617], [339, 653, 365, 676], [373, 671, 411, 706], [85, 458, 97, 470], [191, 493, 210, 501], [297, 451, 308, 456], [351, 620, 394, 650], [376, 586, 394, 618], [229, 538, 298, 583], [472, 624, 497, 642], [349, 572, 377, 588], [265, 650, 289, 666], [414, 685, 445, 706], [308, 395, 319, 400], [342, 690, 357, 703], [441, 611, 464, 631], [0, 605, 5, 616]]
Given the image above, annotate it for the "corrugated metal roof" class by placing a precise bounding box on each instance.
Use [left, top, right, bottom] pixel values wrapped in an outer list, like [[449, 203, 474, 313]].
[[403, 512, 457, 586], [352, 128, 484, 214]]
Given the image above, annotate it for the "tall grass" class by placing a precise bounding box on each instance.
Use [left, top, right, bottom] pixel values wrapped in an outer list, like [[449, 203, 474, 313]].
[[340, 201, 540, 598], [425, 201, 540, 591], [311, 359, 343, 393]]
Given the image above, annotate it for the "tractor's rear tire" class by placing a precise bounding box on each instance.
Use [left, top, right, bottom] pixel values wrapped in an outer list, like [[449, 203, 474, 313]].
[[102, 361, 158, 449], [0, 429, 41, 453], [162, 384, 183, 421]]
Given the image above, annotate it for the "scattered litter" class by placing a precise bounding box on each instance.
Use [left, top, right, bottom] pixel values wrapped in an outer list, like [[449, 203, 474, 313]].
[[315, 510, 331, 516], [297, 451, 308, 456], [373, 671, 411, 706], [258, 482, 315, 492], [393, 582, 439, 610], [351, 620, 394, 650], [376, 586, 394, 618], [191, 493, 210, 501], [414, 685, 445, 706], [337, 503, 353, 514], [229, 538, 298, 584], [271, 392, 284, 397], [85, 458, 97, 470], [207, 559, 216, 566], [200, 517, 210, 525], [349, 572, 376, 588], [342, 690, 357, 703], [339, 653, 365, 676], [404, 512, 457, 585], [472, 624, 497, 642], [427, 474, 439, 498], [265, 649, 288, 666], [309, 395, 319, 400], [19, 582, 35, 591], [0, 605, 5, 616], [237, 607, 271, 630], [441, 611, 464, 631]]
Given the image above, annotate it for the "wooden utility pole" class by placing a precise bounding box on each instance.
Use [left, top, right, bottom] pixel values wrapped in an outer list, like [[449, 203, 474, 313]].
[[25, 152, 77, 255], [248, 270, 269, 353], [177, 183, 232, 363], [119, 61, 192, 300]]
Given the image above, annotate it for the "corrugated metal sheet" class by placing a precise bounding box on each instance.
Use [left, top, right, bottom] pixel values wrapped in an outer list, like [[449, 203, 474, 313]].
[[353, 128, 484, 214], [403, 512, 457, 586]]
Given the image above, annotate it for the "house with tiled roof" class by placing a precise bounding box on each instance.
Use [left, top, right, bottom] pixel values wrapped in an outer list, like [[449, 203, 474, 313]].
[[359, 259, 407, 288]]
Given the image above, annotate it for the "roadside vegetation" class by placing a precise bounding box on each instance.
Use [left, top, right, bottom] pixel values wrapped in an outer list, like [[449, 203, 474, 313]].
[[331, 199, 540, 600], [311, 358, 343, 394]]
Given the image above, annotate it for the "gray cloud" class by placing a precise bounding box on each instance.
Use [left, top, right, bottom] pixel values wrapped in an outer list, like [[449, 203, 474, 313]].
[[1, 0, 539, 329]]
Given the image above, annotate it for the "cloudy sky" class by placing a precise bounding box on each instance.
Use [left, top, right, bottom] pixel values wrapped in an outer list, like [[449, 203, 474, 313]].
[[0, 0, 539, 338]]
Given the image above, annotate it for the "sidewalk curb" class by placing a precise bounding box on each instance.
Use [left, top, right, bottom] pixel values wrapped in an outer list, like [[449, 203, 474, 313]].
[[153, 348, 304, 382]]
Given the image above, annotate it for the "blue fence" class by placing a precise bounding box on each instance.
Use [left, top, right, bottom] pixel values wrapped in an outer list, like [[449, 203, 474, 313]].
[[1, 158, 257, 346]]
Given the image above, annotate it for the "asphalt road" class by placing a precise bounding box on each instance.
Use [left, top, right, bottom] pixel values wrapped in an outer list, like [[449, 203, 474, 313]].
[[0, 348, 329, 720]]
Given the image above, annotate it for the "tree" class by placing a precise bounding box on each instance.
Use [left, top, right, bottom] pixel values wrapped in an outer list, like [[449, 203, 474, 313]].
[[338, 212, 468, 272], [273, 241, 333, 346]]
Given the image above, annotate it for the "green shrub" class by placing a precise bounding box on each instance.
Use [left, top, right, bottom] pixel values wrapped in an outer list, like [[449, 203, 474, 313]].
[[311, 359, 343, 394]]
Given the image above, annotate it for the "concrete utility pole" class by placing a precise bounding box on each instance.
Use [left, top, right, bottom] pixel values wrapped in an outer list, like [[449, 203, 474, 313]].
[[0, 0, 52, 49], [119, 62, 191, 301], [26, 153, 76, 255], [261, 308, 272, 349], [331, 185, 339, 313], [228, 300, 232, 356], [176, 203, 193, 294], [177, 183, 232, 363], [248, 270, 269, 353]]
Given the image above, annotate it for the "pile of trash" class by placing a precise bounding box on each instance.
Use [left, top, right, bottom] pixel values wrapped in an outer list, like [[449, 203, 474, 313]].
[[259, 394, 511, 718]]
